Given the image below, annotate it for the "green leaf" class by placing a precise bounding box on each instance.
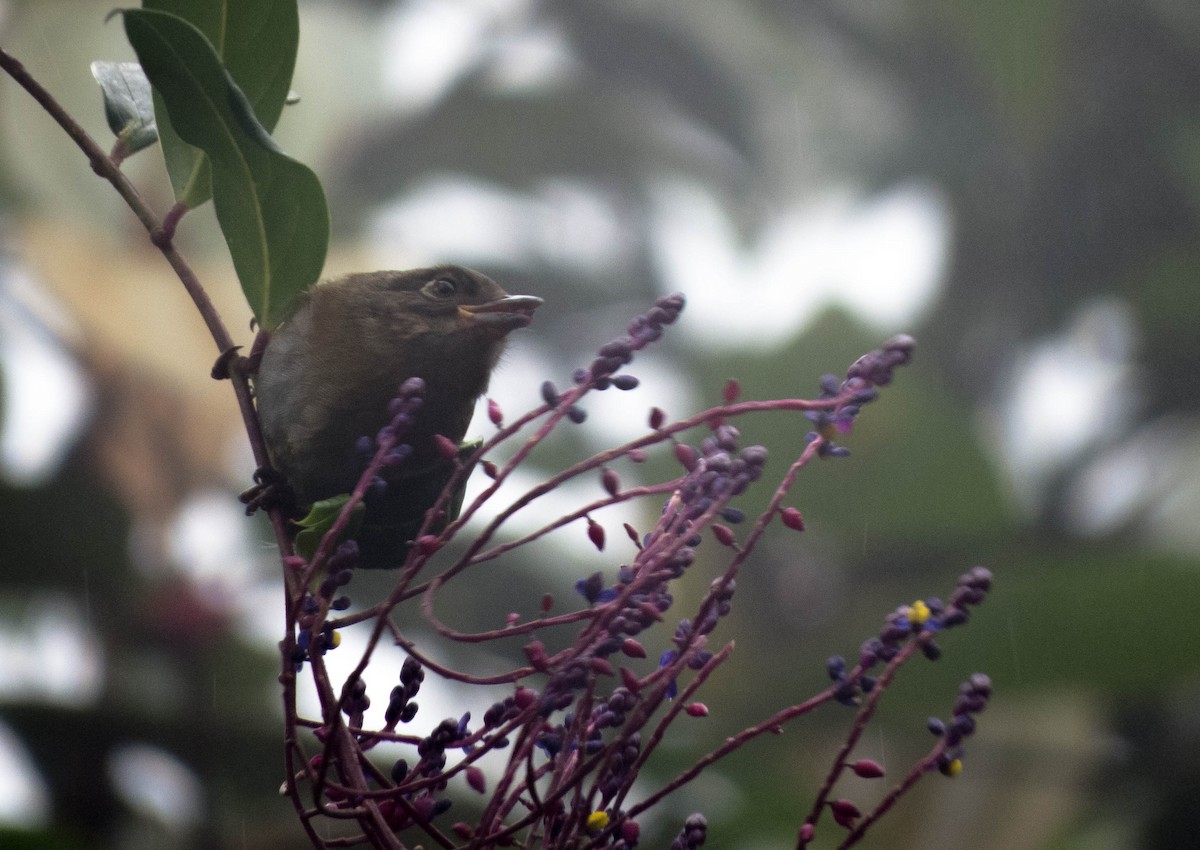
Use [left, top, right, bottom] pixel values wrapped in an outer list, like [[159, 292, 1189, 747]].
[[90, 61, 159, 155], [153, 86, 211, 207], [293, 495, 364, 561], [122, 8, 328, 329], [143, 0, 300, 208]]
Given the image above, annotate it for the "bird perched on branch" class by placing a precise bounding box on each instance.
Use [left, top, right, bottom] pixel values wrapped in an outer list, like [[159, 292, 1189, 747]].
[[253, 265, 541, 567]]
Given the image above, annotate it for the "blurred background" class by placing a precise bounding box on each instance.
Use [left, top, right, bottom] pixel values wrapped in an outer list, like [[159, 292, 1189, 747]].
[[2, 1, 1199, 848]]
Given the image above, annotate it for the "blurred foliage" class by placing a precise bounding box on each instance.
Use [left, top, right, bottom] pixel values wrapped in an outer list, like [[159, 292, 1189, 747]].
[[1, 1, 1199, 849]]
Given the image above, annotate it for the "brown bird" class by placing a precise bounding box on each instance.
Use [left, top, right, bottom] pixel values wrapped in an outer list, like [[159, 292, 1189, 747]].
[[254, 265, 541, 567]]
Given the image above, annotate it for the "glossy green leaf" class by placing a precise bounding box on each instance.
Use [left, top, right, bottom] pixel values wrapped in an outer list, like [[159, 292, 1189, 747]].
[[153, 91, 211, 207], [122, 8, 328, 328], [144, 0, 300, 208], [90, 61, 158, 155], [294, 495, 364, 561]]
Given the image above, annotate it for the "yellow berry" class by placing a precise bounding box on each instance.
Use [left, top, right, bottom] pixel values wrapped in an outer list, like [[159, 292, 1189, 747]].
[[908, 600, 930, 626]]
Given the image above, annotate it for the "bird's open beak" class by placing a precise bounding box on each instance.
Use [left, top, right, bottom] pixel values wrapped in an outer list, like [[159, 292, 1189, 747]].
[[459, 295, 543, 333]]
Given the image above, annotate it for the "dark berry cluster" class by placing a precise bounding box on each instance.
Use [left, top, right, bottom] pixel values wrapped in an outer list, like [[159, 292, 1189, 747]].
[[575, 551, 684, 613], [638, 428, 764, 575], [384, 657, 424, 728], [528, 653, 602, 724], [543, 293, 685, 424], [670, 813, 708, 850], [947, 565, 993, 617], [662, 547, 695, 580], [481, 688, 532, 742], [379, 377, 427, 449], [415, 713, 470, 778], [633, 293, 686, 343], [534, 708, 605, 761], [825, 655, 863, 707], [341, 676, 370, 730], [673, 426, 768, 506], [572, 427, 765, 701], [591, 686, 638, 731], [699, 576, 736, 636], [657, 615, 720, 700], [582, 292, 685, 388], [824, 566, 995, 707], [596, 732, 641, 801], [533, 724, 566, 758], [540, 379, 589, 423], [846, 334, 916, 386], [317, 539, 359, 603], [290, 593, 343, 669], [354, 376, 427, 498], [536, 659, 591, 718], [866, 567, 992, 667], [286, 542, 362, 669], [599, 581, 673, 648], [929, 673, 993, 776], [376, 708, 469, 830], [805, 334, 916, 457]]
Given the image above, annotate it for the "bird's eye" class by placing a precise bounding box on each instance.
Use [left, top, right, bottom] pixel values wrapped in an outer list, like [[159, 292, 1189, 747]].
[[424, 278, 458, 298]]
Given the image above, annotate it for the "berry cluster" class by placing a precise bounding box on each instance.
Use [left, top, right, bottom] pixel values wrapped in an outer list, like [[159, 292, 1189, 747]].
[[930, 672, 993, 777], [670, 814, 708, 850], [805, 333, 917, 457], [268, 293, 991, 850]]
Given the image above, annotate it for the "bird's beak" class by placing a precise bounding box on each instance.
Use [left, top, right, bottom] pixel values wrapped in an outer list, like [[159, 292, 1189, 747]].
[[459, 295, 543, 333]]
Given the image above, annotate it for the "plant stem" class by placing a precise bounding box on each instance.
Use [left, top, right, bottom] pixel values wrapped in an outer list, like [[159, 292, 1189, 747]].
[[0, 48, 289, 546]]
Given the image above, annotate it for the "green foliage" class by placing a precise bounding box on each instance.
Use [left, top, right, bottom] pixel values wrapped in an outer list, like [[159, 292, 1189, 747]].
[[143, 0, 300, 208], [121, 6, 327, 329], [293, 495, 364, 560], [89, 61, 158, 155]]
